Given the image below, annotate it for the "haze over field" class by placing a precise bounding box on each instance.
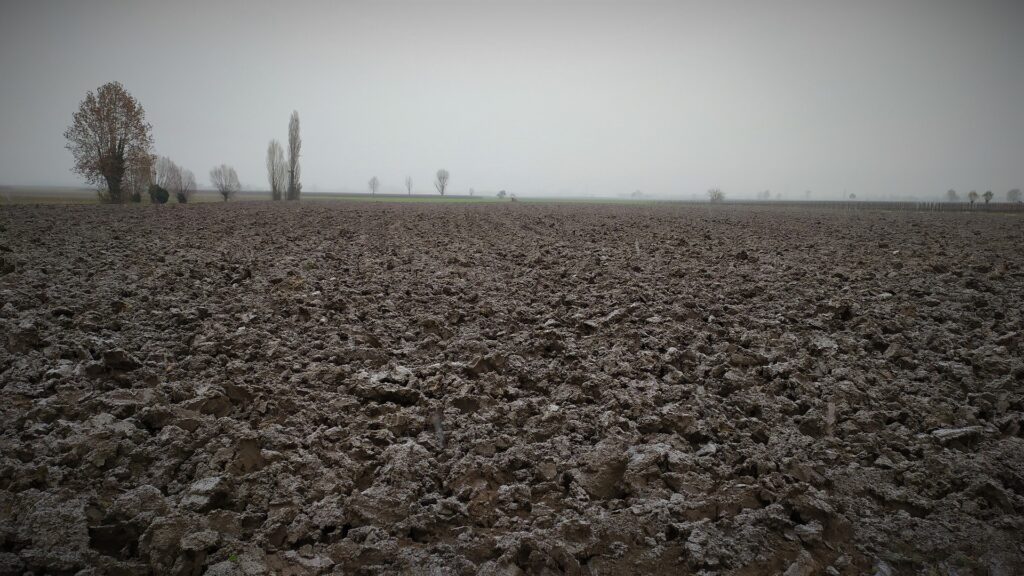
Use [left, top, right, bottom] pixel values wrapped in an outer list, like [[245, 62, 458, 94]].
[[4, 3, 1024, 573], [1, 0, 1022, 198]]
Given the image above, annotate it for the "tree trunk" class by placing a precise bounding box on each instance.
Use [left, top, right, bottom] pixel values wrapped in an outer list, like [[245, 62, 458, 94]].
[[105, 174, 123, 204], [103, 151, 126, 203]]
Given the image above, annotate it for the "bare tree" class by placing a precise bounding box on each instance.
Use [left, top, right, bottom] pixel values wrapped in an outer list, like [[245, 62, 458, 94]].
[[210, 164, 241, 201], [497, 190, 507, 199], [968, 190, 979, 206], [946, 189, 958, 202], [157, 158, 195, 204], [435, 169, 450, 196], [368, 176, 380, 195], [405, 176, 413, 196], [266, 140, 286, 201], [707, 188, 725, 203], [154, 156, 179, 191], [147, 160, 169, 204], [176, 169, 196, 203], [983, 190, 993, 204], [287, 111, 302, 200], [1009, 188, 1022, 203], [64, 82, 154, 203]]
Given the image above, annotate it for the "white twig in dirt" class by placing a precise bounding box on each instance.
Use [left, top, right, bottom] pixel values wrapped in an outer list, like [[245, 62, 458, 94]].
[[431, 408, 445, 450]]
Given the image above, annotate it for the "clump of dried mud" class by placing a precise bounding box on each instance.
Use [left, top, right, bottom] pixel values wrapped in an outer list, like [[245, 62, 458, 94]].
[[1, 202, 1022, 575]]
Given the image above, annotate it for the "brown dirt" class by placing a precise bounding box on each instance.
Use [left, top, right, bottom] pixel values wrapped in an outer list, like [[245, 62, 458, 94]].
[[1, 202, 1022, 575]]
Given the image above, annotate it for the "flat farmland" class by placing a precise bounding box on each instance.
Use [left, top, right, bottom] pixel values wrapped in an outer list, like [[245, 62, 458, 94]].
[[1, 202, 1022, 575]]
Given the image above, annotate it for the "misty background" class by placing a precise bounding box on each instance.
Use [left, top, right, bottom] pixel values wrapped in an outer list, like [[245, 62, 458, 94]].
[[1, 0, 1022, 199]]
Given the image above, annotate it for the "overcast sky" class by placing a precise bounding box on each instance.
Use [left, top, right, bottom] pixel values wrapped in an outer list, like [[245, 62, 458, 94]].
[[1, 0, 1022, 198]]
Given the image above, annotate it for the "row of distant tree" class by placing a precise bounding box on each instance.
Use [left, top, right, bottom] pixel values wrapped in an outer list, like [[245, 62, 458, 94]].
[[708, 188, 1020, 203], [64, 82, 1024, 206], [64, 82, 246, 204], [64, 81, 461, 204], [946, 189, 1021, 205], [356, 170, 453, 197]]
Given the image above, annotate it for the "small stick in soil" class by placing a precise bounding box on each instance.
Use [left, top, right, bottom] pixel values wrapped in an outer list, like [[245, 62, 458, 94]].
[[431, 408, 445, 450]]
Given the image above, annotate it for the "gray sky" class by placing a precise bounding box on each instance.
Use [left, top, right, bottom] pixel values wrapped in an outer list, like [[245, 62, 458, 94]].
[[1, 0, 1022, 198]]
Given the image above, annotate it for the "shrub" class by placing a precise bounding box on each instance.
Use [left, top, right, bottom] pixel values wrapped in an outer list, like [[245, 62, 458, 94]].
[[148, 184, 169, 204]]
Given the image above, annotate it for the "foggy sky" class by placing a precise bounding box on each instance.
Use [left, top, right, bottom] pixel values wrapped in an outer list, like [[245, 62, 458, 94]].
[[1, 0, 1022, 199]]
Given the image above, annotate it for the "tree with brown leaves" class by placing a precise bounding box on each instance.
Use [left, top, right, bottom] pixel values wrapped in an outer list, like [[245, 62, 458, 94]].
[[64, 82, 154, 204]]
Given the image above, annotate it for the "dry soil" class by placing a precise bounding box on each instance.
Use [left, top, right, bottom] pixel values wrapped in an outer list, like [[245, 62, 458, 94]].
[[1, 202, 1022, 575]]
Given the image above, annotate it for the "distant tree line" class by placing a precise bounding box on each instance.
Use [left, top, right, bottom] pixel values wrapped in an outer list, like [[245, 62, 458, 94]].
[[65, 82, 248, 205], [66, 82, 1022, 206], [342, 169, 459, 197], [63, 82, 532, 203], [946, 189, 1020, 206]]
